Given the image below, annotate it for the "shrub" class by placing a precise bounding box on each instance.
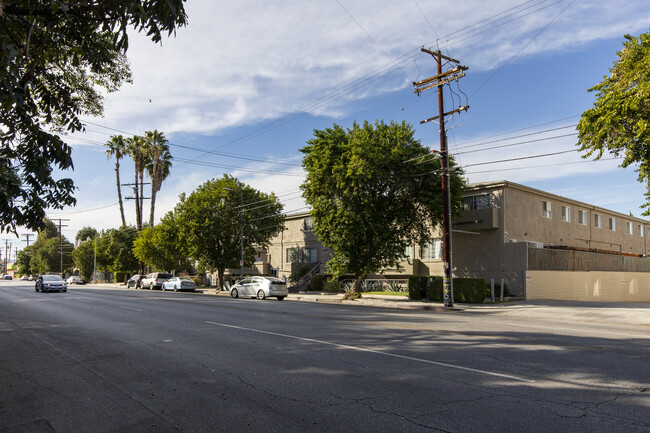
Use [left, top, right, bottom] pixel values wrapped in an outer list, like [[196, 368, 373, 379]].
[[114, 272, 127, 284], [408, 276, 428, 300], [426, 276, 444, 301], [310, 274, 331, 292], [424, 276, 486, 304], [323, 279, 340, 293]]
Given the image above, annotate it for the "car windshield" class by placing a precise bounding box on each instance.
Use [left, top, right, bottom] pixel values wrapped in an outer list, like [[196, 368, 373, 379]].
[[42, 275, 63, 281], [158, 274, 172, 279], [179, 278, 193, 282]]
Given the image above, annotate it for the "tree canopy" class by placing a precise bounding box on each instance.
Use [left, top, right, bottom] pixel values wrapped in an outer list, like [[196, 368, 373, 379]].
[[133, 211, 190, 273], [1, 1, 187, 234], [174, 175, 284, 289], [577, 31, 650, 213], [300, 120, 465, 290]]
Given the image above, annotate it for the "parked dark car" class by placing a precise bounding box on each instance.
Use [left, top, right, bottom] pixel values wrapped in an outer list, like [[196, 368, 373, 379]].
[[127, 274, 143, 289], [35, 275, 67, 293], [140, 272, 173, 290]]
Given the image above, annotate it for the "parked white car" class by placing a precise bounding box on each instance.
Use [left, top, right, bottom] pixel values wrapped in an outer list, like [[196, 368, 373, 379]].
[[66, 275, 84, 284], [161, 277, 196, 292], [229, 276, 287, 300]]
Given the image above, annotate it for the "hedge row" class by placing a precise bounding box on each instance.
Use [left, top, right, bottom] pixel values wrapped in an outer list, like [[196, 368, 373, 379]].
[[408, 276, 487, 304]]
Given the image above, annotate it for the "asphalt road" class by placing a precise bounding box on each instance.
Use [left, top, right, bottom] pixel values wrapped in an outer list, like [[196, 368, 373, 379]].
[[1, 281, 648, 433]]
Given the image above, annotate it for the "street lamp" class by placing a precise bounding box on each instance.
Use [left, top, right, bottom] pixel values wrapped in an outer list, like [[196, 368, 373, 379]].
[[225, 187, 244, 281]]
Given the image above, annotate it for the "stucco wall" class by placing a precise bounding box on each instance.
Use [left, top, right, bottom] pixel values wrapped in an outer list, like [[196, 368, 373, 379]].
[[525, 270, 650, 302]]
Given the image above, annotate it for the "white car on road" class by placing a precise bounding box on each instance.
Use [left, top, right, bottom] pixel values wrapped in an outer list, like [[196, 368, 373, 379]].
[[229, 276, 287, 300]]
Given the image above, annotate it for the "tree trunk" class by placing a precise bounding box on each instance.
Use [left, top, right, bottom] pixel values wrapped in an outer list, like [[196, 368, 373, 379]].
[[134, 164, 141, 231], [149, 182, 157, 227], [139, 170, 144, 229], [218, 268, 225, 291], [115, 160, 126, 227]]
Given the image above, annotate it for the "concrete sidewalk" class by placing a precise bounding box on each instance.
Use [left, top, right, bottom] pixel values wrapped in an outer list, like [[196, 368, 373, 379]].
[[87, 283, 650, 328]]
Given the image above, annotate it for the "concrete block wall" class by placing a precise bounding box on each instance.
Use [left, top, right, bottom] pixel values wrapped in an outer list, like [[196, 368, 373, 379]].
[[526, 270, 650, 302]]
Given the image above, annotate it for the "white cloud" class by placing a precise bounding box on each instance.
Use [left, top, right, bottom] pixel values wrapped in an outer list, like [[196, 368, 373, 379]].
[[91, 0, 650, 136]]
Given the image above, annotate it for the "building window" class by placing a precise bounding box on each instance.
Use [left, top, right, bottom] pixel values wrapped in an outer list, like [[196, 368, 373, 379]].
[[594, 214, 602, 228], [561, 206, 571, 222], [627, 222, 634, 235], [608, 217, 616, 231], [403, 245, 412, 259], [286, 247, 300, 263], [303, 217, 314, 232], [304, 247, 318, 263], [640, 225, 645, 237], [463, 194, 492, 210], [541, 201, 552, 218], [421, 238, 443, 260], [578, 210, 587, 225]]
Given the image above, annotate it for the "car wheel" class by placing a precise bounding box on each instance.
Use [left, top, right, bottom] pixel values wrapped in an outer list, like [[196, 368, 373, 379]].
[[256, 289, 266, 300], [174, 285, 178, 292], [149, 283, 154, 290], [276, 296, 285, 301], [230, 288, 239, 298], [35, 285, 39, 292]]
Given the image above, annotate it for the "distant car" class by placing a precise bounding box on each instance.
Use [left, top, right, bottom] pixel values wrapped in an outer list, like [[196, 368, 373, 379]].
[[161, 277, 196, 292], [126, 274, 143, 289], [20, 275, 29, 281], [35, 275, 67, 293], [28, 275, 36, 281], [140, 272, 173, 290], [3, 275, 12, 280], [229, 276, 287, 300], [66, 275, 84, 284]]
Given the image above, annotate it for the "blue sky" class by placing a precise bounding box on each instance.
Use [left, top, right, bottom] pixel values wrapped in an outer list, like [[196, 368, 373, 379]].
[[13, 0, 650, 253]]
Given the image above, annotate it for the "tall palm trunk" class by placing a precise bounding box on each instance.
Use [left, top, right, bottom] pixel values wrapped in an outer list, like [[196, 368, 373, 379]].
[[115, 159, 126, 227], [134, 161, 141, 231]]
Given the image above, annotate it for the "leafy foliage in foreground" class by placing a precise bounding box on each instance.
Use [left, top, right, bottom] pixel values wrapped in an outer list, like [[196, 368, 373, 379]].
[[1, 1, 187, 234], [578, 31, 650, 213]]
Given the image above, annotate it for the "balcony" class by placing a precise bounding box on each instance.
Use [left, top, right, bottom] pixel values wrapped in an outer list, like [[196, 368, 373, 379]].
[[453, 207, 499, 231]]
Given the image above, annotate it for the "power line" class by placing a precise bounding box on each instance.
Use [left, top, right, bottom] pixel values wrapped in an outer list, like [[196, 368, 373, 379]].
[[470, 0, 576, 98]]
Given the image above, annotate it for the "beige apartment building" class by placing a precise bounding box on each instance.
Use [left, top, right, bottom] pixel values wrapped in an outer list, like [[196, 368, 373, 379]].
[[233, 180, 650, 301]]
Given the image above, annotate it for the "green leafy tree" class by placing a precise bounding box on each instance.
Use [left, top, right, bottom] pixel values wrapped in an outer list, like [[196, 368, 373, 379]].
[[16, 247, 33, 276], [105, 135, 129, 226], [175, 175, 284, 289], [28, 218, 73, 274], [75, 226, 98, 244], [72, 240, 95, 281], [1, 1, 187, 235], [133, 212, 190, 272], [300, 120, 465, 294], [578, 31, 650, 213], [145, 130, 173, 227], [103, 225, 139, 278]]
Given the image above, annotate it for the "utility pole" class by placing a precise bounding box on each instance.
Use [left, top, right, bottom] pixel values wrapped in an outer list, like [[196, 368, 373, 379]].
[[123, 182, 150, 231], [413, 48, 469, 308], [21, 233, 34, 247], [50, 219, 70, 276]]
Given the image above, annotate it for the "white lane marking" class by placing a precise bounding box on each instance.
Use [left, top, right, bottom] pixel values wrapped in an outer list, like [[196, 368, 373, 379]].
[[119, 306, 143, 312], [205, 321, 535, 383], [76, 299, 92, 303]]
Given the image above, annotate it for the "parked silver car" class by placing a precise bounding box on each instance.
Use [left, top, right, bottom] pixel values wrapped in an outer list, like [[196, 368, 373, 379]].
[[140, 272, 172, 290], [35, 275, 67, 293], [229, 276, 287, 300], [161, 277, 196, 292]]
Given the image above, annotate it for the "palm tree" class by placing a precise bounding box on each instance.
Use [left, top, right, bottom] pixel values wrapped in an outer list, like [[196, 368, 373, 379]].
[[145, 130, 173, 227], [125, 135, 148, 231], [104, 135, 127, 227]]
